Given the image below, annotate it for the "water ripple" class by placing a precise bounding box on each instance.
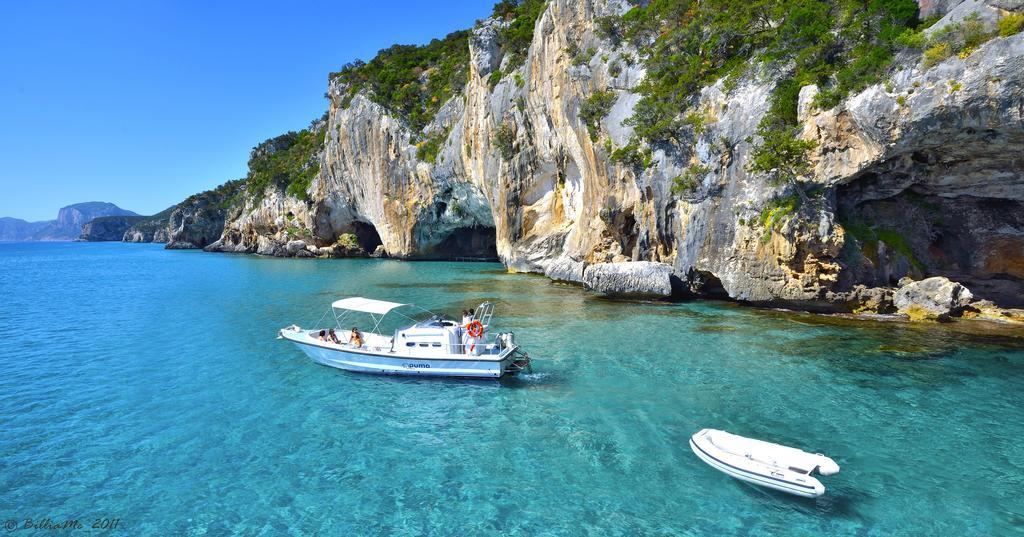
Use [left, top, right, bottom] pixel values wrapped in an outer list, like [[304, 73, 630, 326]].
[[1, 242, 1022, 535]]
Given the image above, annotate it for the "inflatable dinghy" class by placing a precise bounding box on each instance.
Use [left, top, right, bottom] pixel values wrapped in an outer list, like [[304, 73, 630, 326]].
[[690, 429, 839, 498]]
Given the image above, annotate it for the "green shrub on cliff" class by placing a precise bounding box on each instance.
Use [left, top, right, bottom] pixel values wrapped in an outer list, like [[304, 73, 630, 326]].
[[918, 13, 998, 68], [579, 90, 617, 141], [492, 0, 548, 71], [488, 69, 504, 87], [748, 123, 818, 200], [211, 178, 245, 210], [246, 129, 325, 202], [329, 30, 472, 132], [610, 140, 654, 170], [617, 0, 921, 145], [758, 194, 800, 230], [416, 128, 450, 164], [336, 233, 360, 249], [671, 164, 711, 195], [922, 42, 953, 68], [492, 121, 517, 160], [909, 12, 995, 68], [840, 218, 927, 272], [999, 13, 1024, 37], [596, 15, 623, 45]]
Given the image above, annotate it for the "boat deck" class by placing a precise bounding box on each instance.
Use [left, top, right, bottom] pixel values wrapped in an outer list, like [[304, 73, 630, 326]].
[[289, 329, 511, 362]]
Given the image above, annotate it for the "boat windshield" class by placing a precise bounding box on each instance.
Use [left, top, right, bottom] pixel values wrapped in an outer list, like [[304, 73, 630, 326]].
[[412, 315, 452, 328]]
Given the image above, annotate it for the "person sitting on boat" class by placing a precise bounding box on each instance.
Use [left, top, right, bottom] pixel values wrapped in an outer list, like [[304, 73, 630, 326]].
[[460, 310, 471, 326], [348, 327, 364, 348], [328, 329, 340, 344], [317, 330, 327, 341]]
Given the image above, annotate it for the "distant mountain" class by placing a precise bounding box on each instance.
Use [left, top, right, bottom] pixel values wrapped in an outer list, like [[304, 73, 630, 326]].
[[0, 202, 138, 241], [0, 217, 49, 241]]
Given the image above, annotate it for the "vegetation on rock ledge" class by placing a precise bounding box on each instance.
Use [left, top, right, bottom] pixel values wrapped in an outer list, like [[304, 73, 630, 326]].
[[491, 0, 549, 71], [416, 128, 451, 164], [671, 164, 711, 195], [579, 90, 617, 141], [604, 0, 930, 168], [329, 30, 472, 132], [492, 122, 517, 160], [245, 129, 325, 202]]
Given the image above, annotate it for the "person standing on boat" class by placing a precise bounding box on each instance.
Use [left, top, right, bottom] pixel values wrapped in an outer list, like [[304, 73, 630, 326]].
[[458, 310, 473, 353]]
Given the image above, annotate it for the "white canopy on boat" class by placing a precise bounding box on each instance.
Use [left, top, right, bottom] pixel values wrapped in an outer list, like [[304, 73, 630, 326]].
[[331, 297, 406, 315]]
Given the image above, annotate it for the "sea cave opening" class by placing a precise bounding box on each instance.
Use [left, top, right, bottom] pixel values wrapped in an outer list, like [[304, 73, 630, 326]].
[[836, 177, 1024, 308], [427, 225, 498, 260], [352, 221, 383, 253]]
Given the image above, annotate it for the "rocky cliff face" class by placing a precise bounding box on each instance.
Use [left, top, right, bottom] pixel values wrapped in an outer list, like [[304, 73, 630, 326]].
[[123, 217, 171, 243], [0, 217, 48, 241], [191, 0, 1022, 315], [1, 202, 137, 241], [79, 215, 146, 241], [123, 180, 241, 249], [165, 195, 231, 249], [56, 202, 132, 230]]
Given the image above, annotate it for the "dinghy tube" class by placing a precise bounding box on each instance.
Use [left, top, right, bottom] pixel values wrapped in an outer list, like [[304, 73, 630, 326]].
[[690, 429, 840, 498]]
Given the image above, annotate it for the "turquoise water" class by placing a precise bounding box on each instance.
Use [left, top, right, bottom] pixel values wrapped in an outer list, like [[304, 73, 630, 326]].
[[1, 242, 1023, 535]]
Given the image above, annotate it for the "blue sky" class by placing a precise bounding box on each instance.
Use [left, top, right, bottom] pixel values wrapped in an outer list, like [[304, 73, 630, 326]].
[[0, 0, 494, 221]]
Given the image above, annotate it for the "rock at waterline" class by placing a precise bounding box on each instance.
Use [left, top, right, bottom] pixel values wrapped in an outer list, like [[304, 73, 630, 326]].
[[582, 262, 678, 299], [894, 277, 974, 321]]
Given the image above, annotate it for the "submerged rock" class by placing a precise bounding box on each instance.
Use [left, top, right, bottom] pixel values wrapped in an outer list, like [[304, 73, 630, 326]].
[[894, 277, 974, 321]]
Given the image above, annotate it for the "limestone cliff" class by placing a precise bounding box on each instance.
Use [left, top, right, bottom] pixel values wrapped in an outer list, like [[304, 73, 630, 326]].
[[2, 202, 137, 241], [123, 211, 172, 243], [79, 215, 146, 242], [123, 180, 242, 249], [187, 0, 1022, 314]]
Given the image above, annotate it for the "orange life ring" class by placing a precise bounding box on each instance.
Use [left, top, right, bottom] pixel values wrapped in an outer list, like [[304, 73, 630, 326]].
[[466, 320, 484, 338]]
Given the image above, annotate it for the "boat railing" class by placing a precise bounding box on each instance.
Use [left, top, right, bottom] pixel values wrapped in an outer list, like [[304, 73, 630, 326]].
[[502, 345, 532, 374], [472, 301, 494, 328]]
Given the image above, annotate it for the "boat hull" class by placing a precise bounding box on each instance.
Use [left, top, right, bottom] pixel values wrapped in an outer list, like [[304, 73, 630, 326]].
[[690, 431, 827, 498], [282, 331, 512, 379]]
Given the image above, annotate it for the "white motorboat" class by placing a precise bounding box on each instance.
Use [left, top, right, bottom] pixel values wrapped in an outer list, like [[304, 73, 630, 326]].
[[278, 297, 531, 379], [690, 429, 840, 498]]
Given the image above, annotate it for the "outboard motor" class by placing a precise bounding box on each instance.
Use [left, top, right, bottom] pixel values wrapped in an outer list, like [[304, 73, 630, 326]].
[[499, 332, 515, 349]]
